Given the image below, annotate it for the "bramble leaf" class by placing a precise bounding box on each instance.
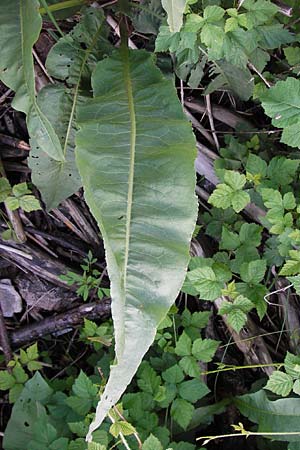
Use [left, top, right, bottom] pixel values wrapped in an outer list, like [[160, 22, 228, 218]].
[[260, 78, 300, 149], [192, 338, 219, 362], [171, 398, 194, 430], [265, 371, 293, 397]]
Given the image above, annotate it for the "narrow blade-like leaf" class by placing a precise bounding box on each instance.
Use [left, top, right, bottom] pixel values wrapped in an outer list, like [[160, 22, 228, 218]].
[[75, 48, 197, 440], [0, 0, 64, 161]]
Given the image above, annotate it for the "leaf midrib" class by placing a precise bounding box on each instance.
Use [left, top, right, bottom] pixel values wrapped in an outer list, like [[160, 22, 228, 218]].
[[63, 17, 104, 159], [20, 1, 64, 162], [122, 46, 136, 301]]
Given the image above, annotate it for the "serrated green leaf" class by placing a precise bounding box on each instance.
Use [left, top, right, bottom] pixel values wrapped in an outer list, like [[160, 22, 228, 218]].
[[192, 338, 219, 362], [178, 379, 210, 403], [284, 352, 300, 379], [12, 365, 28, 384], [77, 48, 197, 440], [224, 172, 247, 195], [220, 227, 240, 250], [179, 356, 199, 378], [187, 266, 225, 301], [227, 308, 248, 332], [240, 259, 266, 284], [0, 0, 63, 161], [208, 183, 233, 209], [267, 157, 299, 187], [265, 371, 293, 397], [72, 371, 98, 399], [203, 5, 225, 22], [284, 47, 300, 74], [5, 196, 20, 211], [0, 371, 15, 390], [137, 363, 161, 394], [19, 195, 41, 212], [171, 398, 194, 430], [260, 78, 300, 149], [0, 178, 11, 202], [110, 421, 136, 438], [246, 154, 267, 177], [143, 434, 163, 450], [231, 190, 250, 213], [162, 365, 184, 384], [242, 0, 278, 29], [280, 251, 300, 276], [175, 331, 192, 356], [287, 275, 300, 294]]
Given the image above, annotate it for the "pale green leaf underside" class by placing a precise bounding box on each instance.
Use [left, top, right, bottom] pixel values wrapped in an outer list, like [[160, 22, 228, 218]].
[[0, 0, 63, 161], [235, 389, 300, 442], [75, 48, 197, 440], [161, 0, 187, 32], [29, 7, 109, 210], [29, 85, 82, 210]]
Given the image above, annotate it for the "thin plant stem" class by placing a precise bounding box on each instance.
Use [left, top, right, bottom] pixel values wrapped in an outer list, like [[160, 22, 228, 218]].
[[39, 0, 64, 36], [201, 362, 283, 376], [39, 0, 87, 14]]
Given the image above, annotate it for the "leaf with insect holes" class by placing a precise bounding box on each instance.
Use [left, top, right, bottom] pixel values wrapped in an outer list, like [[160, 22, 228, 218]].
[[29, 8, 111, 210], [265, 371, 293, 397]]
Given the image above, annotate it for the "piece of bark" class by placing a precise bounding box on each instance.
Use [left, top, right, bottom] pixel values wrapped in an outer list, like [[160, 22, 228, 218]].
[[0, 240, 75, 289], [10, 298, 111, 347], [185, 99, 254, 130], [15, 275, 78, 314], [0, 279, 22, 317], [214, 297, 274, 376], [0, 301, 13, 365]]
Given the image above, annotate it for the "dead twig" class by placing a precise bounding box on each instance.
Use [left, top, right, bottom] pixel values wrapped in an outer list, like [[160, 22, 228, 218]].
[[10, 298, 111, 347], [0, 302, 13, 367], [205, 95, 220, 150]]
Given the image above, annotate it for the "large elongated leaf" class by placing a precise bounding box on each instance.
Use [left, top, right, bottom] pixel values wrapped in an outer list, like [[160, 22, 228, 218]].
[[76, 48, 197, 440], [235, 389, 300, 442], [161, 0, 187, 32], [29, 7, 111, 209], [0, 0, 63, 161]]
